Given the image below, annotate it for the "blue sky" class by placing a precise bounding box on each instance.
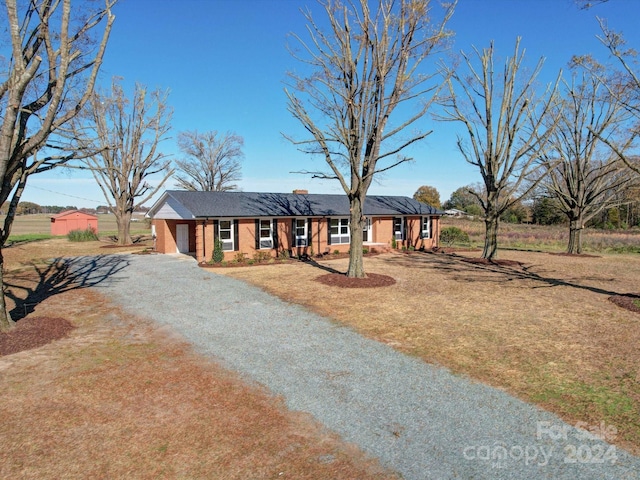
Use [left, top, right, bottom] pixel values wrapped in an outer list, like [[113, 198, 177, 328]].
[[25, 0, 640, 208]]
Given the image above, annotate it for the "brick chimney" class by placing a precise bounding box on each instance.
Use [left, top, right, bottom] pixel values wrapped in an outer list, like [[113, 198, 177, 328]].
[[292, 189, 309, 194]]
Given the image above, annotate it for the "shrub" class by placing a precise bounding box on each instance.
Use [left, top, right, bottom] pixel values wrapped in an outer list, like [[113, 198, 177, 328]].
[[233, 252, 246, 263], [333, 249, 340, 255], [252, 251, 272, 263], [67, 228, 98, 242], [362, 248, 369, 254], [278, 249, 290, 260], [440, 226, 470, 246], [212, 239, 224, 263]]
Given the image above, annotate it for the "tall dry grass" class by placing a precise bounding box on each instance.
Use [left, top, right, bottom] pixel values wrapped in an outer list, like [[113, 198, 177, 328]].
[[443, 217, 640, 253]]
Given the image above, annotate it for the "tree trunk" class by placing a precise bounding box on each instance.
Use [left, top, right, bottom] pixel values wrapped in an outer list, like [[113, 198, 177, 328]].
[[346, 195, 365, 278], [567, 217, 583, 254], [116, 210, 133, 245], [0, 247, 15, 332], [482, 215, 499, 260]]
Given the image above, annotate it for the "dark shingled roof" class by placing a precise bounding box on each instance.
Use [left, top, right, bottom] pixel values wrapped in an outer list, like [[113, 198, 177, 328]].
[[153, 190, 442, 218]]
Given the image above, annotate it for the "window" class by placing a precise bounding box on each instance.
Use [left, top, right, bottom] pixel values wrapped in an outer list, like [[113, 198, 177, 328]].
[[218, 220, 234, 251], [259, 219, 273, 249], [330, 218, 350, 244], [295, 219, 307, 246], [421, 216, 431, 239], [394, 217, 404, 240]]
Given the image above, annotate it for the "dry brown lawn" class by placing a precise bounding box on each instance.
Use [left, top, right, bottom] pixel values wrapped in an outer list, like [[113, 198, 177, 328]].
[[0, 239, 397, 479], [216, 249, 640, 457]]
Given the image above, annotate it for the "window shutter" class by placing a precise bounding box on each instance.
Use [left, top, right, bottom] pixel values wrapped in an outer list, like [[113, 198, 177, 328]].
[[213, 220, 219, 242], [255, 219, 260, 250], [233, 219, 239, 251], [327, 218, 332, 245], [307, 218, 312, 246], [273, 219, 278, 250]]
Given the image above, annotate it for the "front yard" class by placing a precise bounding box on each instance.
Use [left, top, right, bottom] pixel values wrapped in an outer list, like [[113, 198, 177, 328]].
[[216, 249, 640, 456]]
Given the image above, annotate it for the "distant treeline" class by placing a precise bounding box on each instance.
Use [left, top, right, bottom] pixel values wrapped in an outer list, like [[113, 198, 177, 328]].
[[0, 202, 150, 216]]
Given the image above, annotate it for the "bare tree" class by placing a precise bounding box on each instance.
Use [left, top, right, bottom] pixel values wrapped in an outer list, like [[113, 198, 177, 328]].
[[0, 0, 116, 331], [74, 80, 173, 245], [174, 130, 243, 191], [572, 17, 640, 175], [285, 0, 455, 277], [540, 71, 639, 254], [437, 38, 561, 260]]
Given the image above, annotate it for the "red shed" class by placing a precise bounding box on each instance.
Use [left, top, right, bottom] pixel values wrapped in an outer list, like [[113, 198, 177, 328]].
[[50, 210, 98, 236]]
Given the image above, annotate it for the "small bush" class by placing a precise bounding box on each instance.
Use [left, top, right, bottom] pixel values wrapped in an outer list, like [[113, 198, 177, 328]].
[[278, 249, 290, 260], [67, 228, 98, 242], [253, 251, 272, 263], [362, 248, 369, 254], [440, 226, 470, 246], [333, 249, 340, 255], [212, 239, 224, 263], [233, 252, 246, 263]]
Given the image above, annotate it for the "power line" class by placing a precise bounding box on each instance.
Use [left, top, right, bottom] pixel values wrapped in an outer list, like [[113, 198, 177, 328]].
[[27, 185, 103, 205]]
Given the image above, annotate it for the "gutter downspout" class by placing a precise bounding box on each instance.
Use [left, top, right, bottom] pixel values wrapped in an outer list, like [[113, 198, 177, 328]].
[[202, 218, 209, 263]]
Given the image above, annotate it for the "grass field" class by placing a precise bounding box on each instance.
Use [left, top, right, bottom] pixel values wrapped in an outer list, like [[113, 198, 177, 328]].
[[2, 213, 150, 239], [442, 217, 640, 254]]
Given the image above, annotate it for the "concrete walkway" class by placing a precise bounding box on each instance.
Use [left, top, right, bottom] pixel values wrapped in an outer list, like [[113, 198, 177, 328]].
[[78, 254, 639, 480]]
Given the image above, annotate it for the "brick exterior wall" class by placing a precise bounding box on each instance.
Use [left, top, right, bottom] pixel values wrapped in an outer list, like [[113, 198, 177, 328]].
[[153, 219, 196, 255], [155, 215, 440, 262]]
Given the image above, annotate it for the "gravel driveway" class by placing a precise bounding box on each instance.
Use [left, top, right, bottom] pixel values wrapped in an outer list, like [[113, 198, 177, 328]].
[[77, 253, 639, 479]]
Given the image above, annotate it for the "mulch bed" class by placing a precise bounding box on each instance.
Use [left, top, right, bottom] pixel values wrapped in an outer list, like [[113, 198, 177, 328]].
[[608, 295, 640, 314], [549, 252, 601, 258], [0, 317, 75, 356], [200, 259, 295, 268], [315, 272, 396, 288]]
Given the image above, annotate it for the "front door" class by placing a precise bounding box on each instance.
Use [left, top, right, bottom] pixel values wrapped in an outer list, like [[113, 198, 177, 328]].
[[176, 224, 189, 253]]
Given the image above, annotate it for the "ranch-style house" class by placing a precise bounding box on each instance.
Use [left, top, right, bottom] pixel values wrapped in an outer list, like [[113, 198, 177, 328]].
[[147, 190, 442, 262]]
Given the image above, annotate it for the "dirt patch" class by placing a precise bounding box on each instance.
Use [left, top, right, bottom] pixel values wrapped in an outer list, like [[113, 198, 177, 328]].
[[609, 294, 640, 314], [99, 243, 145, 249], [549, 252, 601, 258], [457, 256, 525, 267], [433, 247, 481, 254], [0, 316, 75, 355], [315, 272, 396, 288]]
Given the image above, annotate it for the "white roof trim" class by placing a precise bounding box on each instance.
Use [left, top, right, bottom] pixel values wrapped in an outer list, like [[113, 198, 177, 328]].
[[149, 195, 194, 220]]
